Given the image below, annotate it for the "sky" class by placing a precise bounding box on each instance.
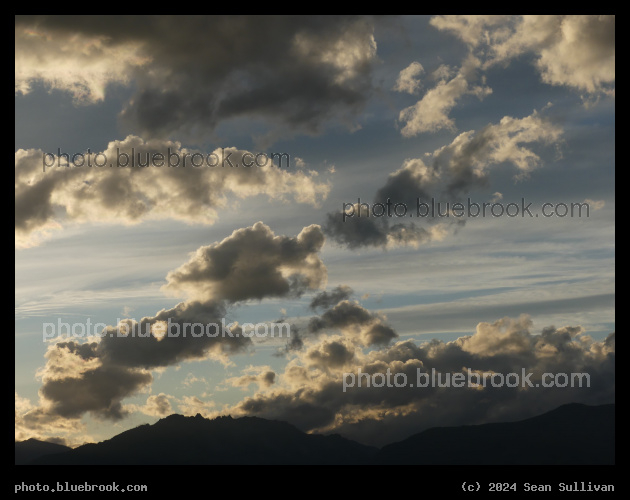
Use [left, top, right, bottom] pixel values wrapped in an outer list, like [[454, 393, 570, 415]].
[[15, 15, 614, 448]]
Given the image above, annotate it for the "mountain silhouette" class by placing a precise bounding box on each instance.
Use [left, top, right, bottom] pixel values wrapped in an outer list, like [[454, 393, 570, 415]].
[[27, 414, 377, 465], [15, 438, 71, 465], [374, 403, 615, 464], [20, 403, 614, 465]]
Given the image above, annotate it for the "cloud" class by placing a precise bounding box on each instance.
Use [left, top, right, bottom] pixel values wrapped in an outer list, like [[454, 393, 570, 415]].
[[36, 340, 153, 420], [584, 199, 605, 211], [15, 15, 379, 141], [395, 16, 613, 139], [176, 395, 216, 418], [162, 222, 326, 303], [15, 25, 149, 103], [15, 392, 91, 446], [308, 300, 398, 347], [23, 222, 327, 425], [182, 373, 209, 387], [393, 61, 424, 94], [96, 301, 249, 370], [432, 110, 563, 191], [305, 338, 357, 370], [130, 394, 173, 417], [222, 366, 276, 391], [15, 136, 330, 248], [431, 15, 615, 96], [226, 314, 615, 446], [310, 285, 354, 311], [325, 109, 561, 249], [398, 55, 492, 136], [275, 287, 397, 357]]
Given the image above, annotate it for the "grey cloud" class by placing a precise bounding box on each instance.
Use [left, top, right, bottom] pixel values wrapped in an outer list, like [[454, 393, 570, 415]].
[[15, 137, 329, 247], [29, 222, 326, 421], [431, 15, 615, 96], [398, 54, 491, 136], [140, 394, 173, 417], [324, 210, 389, 249], [308, 300, 398, 347], [274, 325, 305, 356], [229, 315, 614, 446], [37, 342, 153, 421], [223, 367, 277, 391], [306, 339, 356, 369], [16, 16, 380, 141], [163, 222, 326, 303], [41, 364, 152, 421], [96, 301, 250, 370], [310, 285, 354, 311], [324, 109, 561, 249]]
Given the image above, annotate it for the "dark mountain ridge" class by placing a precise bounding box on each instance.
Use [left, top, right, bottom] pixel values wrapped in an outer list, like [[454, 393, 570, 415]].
[[15, 438, 71, 465], [374, 402, 615, 464], [20, 403, 614, 465]]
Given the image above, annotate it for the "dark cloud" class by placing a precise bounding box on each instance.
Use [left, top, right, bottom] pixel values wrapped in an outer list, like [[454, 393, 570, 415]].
[[27, 222, 326, 422], [274, 325, 305, 356], [224, 367, 277, 390], [16, 15, 380, 141], [163, 222, 326, 303], [309, 301, 374, 333], [40, 361, 152, 420], [15, 138, 329, 247], [230, 315, 615, 446], [96, 300, 250, 370], [306, 339, 356, 369], [324, 110, 561, 249], [141, 394, 172, 417], [308, 300, 398, 347], [310, 285, 354, 311], [324, 210, 389, 249]]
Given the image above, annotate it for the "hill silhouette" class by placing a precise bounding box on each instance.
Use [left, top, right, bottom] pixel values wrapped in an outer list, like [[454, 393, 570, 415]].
[[15, 438, 71, 465], [20, 403, 614, 465], [374, 403, 615, 465], [27, 414, 377, 465]]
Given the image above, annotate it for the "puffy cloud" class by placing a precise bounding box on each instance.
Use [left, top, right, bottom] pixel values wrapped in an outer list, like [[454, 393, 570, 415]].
[[393, 61, 424, 94], [15, 26, 149, 103], [308, 300, 398, 347], [222, 366, 276, 391], [374, 157, 440, 207], [15, 16, 379, 141], [163, 222, 326, 303], [15, 136, 330, 248], [36, 340, 153, 420], [431, 15, 615, 96], [130, 394, 173, 417], [275, 288, 398, 357], [96, 301, 249, 370], [429, 15, 511, 48], [15, 392, 93, 446], [176, 395, 216, 418], [24, 222, 327, 423], [398, 55, 492, 136], [227, 314, 615, 446], [310, 285, 354, 311], [432, 110, 563, 191], [396, 16, 613, 139], [305, 338, 357, 370], [326, 109, 561, 249]]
